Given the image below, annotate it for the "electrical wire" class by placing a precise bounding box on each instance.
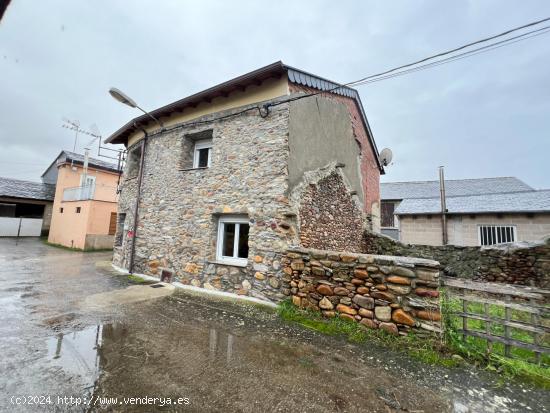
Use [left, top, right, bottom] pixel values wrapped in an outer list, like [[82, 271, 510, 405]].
[[348, 16, 550, 86], [351, 25, 550, 87], [266, 17, 550, 109]]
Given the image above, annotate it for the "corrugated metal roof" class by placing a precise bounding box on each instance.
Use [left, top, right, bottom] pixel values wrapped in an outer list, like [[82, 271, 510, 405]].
[[286, 68, 356, 98], [381, 177, 534, 200], [41, 150, 120, 178], [0, 177, 55, 201], [394, 189, 550, 215], [62, 151, 120, 173]]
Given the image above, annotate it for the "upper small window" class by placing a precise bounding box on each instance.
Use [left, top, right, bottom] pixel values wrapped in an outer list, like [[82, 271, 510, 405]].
[[216, 215, 249, 266], [193, 139, 212, 168], [127, 145, 142, 177], [60, 207, 64, 213], [76, 207, 81, 213]]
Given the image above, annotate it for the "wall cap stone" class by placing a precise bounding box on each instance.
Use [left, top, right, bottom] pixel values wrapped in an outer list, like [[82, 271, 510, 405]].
[[287, 247, 440, 268]]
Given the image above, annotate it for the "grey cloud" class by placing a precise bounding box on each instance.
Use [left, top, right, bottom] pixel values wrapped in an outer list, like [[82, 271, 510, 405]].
[[0, 0, 548, 188]]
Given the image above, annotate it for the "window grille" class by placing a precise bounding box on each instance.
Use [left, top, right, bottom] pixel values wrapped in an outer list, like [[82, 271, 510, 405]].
[[478, 225, 516, 246]]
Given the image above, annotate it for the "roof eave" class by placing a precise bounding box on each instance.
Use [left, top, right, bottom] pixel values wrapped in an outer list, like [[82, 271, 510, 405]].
[[104, 61, 287, 145]]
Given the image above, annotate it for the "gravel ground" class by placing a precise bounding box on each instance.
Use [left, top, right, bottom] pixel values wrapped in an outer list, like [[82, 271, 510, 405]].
[[0, 238, 547, 412]]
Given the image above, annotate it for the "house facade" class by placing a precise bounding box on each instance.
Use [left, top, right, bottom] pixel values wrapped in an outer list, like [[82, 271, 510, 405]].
[[381, 177, 550, 246], [0, 177, 55, 236], [105, 62, 383, 302], [45, 151, 120, 250]]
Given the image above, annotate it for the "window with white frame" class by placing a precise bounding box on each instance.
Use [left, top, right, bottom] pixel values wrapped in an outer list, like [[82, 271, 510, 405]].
[[80, 174, 96, 199], [216, 216, 250, 266], [478, 225, 516, 246], [193, 139, 212, 168]]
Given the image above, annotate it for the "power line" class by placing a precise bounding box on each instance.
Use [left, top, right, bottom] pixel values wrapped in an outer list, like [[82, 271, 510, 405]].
[[351, 25, 550, 87], [348, 16, 550, 85], [267, 16, 550, 109]]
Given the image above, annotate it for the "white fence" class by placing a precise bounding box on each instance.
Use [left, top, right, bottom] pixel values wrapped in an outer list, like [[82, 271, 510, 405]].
[[0, 217, 43, 237]]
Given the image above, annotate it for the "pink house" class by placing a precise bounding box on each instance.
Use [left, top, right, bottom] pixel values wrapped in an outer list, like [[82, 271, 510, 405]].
[[44, 151, 120, 250]]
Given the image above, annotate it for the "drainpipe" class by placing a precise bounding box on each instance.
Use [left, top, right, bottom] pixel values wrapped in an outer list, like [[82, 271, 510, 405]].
[[128, 127, 148, 274], [439, 166, 448, 245]]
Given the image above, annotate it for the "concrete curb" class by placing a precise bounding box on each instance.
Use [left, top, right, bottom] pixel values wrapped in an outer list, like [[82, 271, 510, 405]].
[[111, 263, 278, 309]]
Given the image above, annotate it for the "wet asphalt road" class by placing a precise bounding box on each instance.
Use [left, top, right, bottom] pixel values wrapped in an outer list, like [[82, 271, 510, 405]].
[[0, 238, 548, 412]]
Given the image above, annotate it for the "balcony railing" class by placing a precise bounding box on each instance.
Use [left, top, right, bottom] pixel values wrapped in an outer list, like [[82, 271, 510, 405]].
[[62, 184, 117, 202]]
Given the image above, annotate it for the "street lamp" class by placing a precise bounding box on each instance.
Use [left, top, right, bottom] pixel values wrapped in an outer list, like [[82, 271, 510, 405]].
[[109, 87, 164, 129]]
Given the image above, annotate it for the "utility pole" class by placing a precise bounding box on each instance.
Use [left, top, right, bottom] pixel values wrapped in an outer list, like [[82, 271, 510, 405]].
[[439, 166, 448, 245]]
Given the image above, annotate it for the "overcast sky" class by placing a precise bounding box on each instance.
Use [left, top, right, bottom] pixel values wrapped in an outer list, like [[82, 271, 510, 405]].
[[1, 1, 549, 188]]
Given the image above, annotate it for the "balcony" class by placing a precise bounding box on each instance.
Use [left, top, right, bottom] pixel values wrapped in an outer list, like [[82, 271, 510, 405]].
[[62, 184, 117, 202]]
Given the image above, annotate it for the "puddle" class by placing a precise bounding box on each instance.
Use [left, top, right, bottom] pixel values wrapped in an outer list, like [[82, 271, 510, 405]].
[[47, 325, 103, 386]]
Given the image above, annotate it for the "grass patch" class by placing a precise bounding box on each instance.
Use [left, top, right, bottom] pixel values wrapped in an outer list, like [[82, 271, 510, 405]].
[[41, 238, 113, 253], [127, 274, 149, 284], [442, 295, 550, 389], [278, 298, 550, 389], [277, 299, 459, 368]]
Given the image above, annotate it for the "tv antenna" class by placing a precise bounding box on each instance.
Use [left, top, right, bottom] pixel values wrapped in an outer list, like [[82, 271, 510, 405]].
[[62, 118, 102, 154], [62, 118, 81, 151]]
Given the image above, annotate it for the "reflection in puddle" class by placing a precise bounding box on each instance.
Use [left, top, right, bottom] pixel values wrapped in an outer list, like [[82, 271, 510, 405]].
[[47, 325, 103, 389], [208, 328, 235, 364], [45, 323, 236, 392]]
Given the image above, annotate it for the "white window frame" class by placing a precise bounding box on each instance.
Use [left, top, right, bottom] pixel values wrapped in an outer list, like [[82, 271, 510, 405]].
[[216, 215, 249, 266], [477, 225, 516, 246], [193, 139, 212, 168]]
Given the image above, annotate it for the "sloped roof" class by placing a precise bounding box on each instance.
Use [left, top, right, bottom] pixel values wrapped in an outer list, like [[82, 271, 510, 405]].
[[0, 177, 55, 201], [104, 61, 382, 171], [41, 150, 120, 178], [381, 177, 534, 200], [395, 189, 550, 215], [62, 151, 119, 172]]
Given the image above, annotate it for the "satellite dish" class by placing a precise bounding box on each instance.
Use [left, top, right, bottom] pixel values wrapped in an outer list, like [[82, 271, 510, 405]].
[[379, 148, 393, 166]]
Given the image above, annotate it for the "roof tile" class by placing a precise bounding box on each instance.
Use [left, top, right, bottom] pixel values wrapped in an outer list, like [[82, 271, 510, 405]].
[[0, 177, 55, 201]]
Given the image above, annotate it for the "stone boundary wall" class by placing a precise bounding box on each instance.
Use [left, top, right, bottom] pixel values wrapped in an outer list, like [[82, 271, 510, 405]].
[[283, 247, 442, 336], [364, 233, 550, 289]]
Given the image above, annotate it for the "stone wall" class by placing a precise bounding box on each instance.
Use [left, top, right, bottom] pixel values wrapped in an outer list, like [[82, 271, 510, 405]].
[[84, 234, 114, 250], [113, 102, 297, 302], [284, 247, 442, 336], [295, 167, 365, 252], [364, 232, 550, 288]]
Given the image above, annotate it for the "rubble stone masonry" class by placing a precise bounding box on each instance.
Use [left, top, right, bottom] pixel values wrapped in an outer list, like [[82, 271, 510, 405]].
[[284, 247, 441, 335], [297, 169, 365, 252], [114, 103, 297, 302]]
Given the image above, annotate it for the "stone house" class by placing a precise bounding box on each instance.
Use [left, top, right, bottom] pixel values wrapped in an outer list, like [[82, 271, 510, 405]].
[[105, 62, 384, 302], [380, 177, 550, 246]]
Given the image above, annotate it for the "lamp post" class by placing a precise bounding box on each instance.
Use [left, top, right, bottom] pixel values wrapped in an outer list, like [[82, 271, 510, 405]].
[[108, 87, 164, 129]]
